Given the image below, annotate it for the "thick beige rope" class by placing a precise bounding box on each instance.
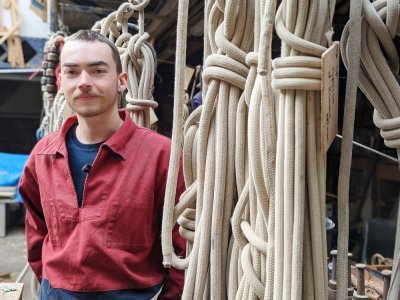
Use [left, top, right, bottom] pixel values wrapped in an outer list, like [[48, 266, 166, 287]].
[[162, 0, 255, 299], [272, 0, 334, 299], [340, 0, 400, 298], [92, 0, 157, 129], [161, 0, 191, 271]]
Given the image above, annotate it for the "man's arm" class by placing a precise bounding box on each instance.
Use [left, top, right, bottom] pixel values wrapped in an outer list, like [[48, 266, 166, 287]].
[[19, 153, 47, 282]]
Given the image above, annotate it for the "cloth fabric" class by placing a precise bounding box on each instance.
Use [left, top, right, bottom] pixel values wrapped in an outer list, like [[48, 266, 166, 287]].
[[0, 152, 29, 202], [66, 124, 103, 207], [39, 279, 163, 300], [19, 109, 186, 299]]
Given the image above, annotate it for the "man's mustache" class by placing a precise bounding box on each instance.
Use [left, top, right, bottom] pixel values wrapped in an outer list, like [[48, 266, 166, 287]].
[[73, 92, 101, 100]]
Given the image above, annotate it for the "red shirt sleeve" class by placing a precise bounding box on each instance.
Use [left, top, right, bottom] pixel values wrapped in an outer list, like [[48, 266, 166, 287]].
[[161, 160, 187, 300], [19, 152, 47, 282]]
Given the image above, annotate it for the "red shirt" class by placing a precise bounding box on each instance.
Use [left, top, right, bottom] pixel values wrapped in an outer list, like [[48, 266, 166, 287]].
[[19, 110, 186, 299]]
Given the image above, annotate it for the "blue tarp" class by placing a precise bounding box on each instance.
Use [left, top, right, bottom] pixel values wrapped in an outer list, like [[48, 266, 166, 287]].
[[0, 152, 29, 202]]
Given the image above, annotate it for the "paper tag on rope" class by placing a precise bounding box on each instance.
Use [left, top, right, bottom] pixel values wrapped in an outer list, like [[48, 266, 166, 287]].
[[184, 67, 195, 91], [321, 41, 339, 154]]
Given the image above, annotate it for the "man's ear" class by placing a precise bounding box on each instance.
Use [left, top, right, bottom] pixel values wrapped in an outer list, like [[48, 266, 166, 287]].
[[118, 72, 128, 92], [58, 73, 63, 92]]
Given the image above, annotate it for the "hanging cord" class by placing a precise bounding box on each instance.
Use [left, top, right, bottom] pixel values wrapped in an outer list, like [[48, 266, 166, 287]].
[[229, 0, 277, 299], [37, 32, 66, 138], [272, 0, 334, 298], [341, 0, 400, 298], [162, 0, 255, 299], [161, 0, 191, 271], [92, 0, 157, 129]]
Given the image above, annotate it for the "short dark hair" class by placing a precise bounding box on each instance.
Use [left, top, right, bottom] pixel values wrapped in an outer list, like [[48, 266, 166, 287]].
[[65, 30, 122, 74]]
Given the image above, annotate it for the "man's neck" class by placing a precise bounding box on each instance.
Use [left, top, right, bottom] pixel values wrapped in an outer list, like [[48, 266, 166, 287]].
[[75, 110, 123, 144]]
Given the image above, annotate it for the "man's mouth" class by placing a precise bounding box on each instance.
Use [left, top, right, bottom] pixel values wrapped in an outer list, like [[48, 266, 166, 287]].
[[75, 94, 97, 100]]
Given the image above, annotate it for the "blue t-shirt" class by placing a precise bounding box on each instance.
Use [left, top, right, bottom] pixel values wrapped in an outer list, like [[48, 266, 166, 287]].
[[66, 125, 102, 208]]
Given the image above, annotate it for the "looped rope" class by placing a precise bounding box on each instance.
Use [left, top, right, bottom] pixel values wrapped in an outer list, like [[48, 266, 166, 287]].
[[341, 0, 400, 159], [373, 110, 400, 148], [116, 3, 135, 26], [38, 32, 70, 138], [340, 0, 400, 298], [93, 0, 157, 129], [203, 53, 249, 90], [272, 56, 322, 90]]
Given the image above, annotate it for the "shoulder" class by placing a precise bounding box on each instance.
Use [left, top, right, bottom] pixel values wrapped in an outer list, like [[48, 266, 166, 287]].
[[30, 130, 63, 156], [134, 126, 172, 150]]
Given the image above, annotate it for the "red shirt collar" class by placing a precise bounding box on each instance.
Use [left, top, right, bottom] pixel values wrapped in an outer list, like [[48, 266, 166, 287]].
[[38, 109, 136, 160]]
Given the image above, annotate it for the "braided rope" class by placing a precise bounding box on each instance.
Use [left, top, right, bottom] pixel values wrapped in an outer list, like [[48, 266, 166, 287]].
[[38, 33, 66, 137], [340, 0, 400, 298], [92, 0, 157, 129], [163, 0, 336, 298], [271, 0, 334, 299]]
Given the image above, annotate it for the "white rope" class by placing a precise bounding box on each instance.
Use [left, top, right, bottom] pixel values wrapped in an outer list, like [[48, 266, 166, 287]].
[[92, 0, 157, 129], [163, 0, 336, 299], [271, 0, 335, 298], [340, 0, 400, 298]]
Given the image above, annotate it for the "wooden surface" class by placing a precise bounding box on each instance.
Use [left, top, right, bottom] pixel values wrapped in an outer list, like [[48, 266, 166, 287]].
[[0, 283, 24, 300]]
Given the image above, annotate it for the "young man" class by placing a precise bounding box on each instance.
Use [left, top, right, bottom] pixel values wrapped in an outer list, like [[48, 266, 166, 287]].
[[19, 30, 186, 299]]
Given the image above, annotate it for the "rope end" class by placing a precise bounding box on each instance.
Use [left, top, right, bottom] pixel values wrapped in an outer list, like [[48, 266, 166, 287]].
[[162, 261, 172, 269]]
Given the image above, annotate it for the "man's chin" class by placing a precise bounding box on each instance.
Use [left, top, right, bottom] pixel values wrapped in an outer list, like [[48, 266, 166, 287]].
[[73, 108, 104, 118]]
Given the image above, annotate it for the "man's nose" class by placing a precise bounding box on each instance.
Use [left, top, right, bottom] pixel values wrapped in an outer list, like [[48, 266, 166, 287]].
[[78, 71, 92, 89]]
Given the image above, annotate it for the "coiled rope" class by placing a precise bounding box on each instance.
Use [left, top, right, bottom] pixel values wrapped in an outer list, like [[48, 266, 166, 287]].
[[271, 0, 334, 299], [162, 0, 254, 299], [92, 0, 157, 129], [229, 0, 276, 299], [340, 0, 400, 298], [163, 0, 334, 299], [37, 33, 66, 138]]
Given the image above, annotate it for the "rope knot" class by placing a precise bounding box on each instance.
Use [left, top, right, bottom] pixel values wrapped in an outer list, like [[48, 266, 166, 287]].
[[116, 2, 135, 24], [128, 0, 150, 12], [271, 56, 322, 91], [177, 208, 196, 242], [373, 110, 400, 149], [127, 32, 150, 59], [203, 53, 249, 90], [245, 52, 258, 67], [125, 97, 158, 112]]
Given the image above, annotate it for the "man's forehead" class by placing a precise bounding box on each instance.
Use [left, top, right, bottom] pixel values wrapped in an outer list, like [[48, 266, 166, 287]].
[[61, 40, 113, 62]]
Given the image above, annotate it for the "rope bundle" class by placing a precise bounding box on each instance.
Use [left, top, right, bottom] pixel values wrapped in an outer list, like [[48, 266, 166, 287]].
[[229, 0, 277, 299], [163, 0, 334, 299], [341, 0, 400, 157], [93, 0, 157, 129], [270, 0, 334, 299], [162, 0, 254, 298], [38, 32, 67, 138], [340, 0, 400, 298]]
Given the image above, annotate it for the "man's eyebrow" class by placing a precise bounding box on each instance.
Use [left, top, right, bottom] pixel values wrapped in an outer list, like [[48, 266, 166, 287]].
[[88, 61, 109, 68], [62, 61, 110, 68], [62, 63, 78, 67]]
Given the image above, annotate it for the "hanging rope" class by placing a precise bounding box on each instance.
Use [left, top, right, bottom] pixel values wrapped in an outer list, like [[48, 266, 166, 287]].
[[92, 0, 157, 129], [162, 0, 254, 299], [229, 0, 276, 299], [163, 0, 336, 298], [37, 32, 66, 138], [270, 0, 334, 299], [340, 0, 400, 298]]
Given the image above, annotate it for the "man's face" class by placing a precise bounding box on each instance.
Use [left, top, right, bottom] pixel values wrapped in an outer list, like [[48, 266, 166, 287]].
[[60, 40, 126, 118]]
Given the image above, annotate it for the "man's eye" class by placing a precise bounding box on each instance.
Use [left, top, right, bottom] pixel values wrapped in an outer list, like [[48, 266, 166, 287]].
[[95, 69, 106, 74], [65, 70, 77, 75]]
